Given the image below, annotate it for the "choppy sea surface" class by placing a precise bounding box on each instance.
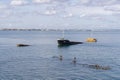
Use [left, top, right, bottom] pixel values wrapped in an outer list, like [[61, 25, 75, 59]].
[[0, 30, 120, 80]]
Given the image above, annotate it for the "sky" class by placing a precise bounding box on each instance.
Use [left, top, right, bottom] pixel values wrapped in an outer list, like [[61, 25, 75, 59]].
[[0, 0, 120, 29]]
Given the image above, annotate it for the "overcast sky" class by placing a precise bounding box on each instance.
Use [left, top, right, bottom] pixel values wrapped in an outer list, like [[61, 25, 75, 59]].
[[0, 0, 120, 29]]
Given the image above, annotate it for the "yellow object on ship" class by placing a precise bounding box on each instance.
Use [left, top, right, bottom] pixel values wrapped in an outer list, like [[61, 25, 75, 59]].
[[86, 38, 97, 42]]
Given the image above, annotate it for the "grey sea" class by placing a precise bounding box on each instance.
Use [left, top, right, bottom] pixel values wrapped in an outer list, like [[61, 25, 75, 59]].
[[0, 30, 120, 80]]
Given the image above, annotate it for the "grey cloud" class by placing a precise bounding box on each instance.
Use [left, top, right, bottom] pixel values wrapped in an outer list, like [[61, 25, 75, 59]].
[[2, 0, 120, 18]]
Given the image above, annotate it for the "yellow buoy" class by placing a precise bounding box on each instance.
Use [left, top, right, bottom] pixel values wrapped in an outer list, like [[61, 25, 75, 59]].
[[86, 38, 97, 42]]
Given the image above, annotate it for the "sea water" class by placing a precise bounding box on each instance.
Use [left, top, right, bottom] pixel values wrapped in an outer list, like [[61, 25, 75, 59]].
[[0, 30, 120, 80]]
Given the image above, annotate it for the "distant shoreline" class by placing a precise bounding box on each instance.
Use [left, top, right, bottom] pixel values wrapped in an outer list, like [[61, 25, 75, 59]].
[[0, 28, 120, 32]]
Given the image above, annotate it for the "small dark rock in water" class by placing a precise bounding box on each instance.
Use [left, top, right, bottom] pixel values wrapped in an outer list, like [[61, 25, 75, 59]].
[[17, 44, 30, 47]]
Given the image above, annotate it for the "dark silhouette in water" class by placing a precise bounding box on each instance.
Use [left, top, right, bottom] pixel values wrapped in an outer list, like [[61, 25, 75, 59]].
[[52, 56, 58, 58], [52, 55, 111, 70], [59, 55, 63, 61], [78, 63, 111, 70], [52, 55, 63, 61], [88, 64, 111, 70], [72, 57, 77, 64]]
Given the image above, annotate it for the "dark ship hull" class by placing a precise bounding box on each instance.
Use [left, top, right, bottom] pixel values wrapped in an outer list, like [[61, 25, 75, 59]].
[[57, 39, 83, 46], [17, 44, 30, 47]]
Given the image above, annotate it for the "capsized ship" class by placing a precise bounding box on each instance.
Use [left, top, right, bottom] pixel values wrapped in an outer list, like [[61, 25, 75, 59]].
[[57, 38, 83, 46]]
